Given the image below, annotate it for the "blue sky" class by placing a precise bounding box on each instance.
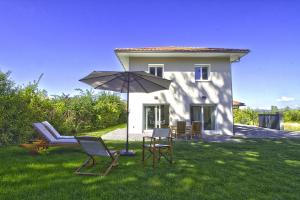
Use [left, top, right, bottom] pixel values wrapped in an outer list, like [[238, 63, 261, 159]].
[[0, 0, 299, 109]]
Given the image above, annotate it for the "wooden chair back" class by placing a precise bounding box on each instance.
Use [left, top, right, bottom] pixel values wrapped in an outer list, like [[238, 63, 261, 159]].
[[152, 128, 170, 138], [177, 121, 186, 135], [192, 121, 202, 136]]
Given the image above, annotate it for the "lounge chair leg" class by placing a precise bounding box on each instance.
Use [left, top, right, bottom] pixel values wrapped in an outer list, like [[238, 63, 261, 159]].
[[75, 157, 92, 174], [103, 153, 119, 176]]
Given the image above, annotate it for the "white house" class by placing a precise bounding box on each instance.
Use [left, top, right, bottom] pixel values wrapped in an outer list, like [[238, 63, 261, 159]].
[[115, 46, 249, 135]]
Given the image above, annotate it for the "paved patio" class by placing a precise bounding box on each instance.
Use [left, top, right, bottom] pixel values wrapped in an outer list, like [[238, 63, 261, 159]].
[[102, 128, 146, 141], [234, 124, 300, 139], [102, 124, 300, 142]]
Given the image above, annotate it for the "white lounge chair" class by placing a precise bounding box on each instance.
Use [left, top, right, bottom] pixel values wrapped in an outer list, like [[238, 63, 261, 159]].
[[42, 121, 75, 139], [33, 122, 78, 148], [20, 123, 79, 153]]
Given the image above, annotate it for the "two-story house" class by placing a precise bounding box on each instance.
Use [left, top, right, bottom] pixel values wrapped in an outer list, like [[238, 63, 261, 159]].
[[115, 47, 249, 135]]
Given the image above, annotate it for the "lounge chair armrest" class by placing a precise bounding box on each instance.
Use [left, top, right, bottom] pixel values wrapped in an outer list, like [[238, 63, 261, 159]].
[[28, 139, 38, 144], [58, 136, 75, 139], [143, 136, 154, 139]]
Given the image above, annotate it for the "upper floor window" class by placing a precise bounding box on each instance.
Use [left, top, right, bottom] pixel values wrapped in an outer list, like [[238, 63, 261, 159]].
[[148, 64, 164, 78], [195, 65, 210, 81]]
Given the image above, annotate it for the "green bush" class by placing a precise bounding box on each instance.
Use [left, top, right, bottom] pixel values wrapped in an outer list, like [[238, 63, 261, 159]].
[[233, 108, 259, 126], [0, 71, 126, 145], [94, 93, 126, 128]]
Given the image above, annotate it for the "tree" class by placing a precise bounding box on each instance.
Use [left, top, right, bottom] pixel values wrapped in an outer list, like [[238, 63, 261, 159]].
[[271, 106, 279, 113]]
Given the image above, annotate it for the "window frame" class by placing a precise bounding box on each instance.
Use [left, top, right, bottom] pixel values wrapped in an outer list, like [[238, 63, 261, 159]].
[[148, 64, 164, 78], [194, 64, 211, 81]]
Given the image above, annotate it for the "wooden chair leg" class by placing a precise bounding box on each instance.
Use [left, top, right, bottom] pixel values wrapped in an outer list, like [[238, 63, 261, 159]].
[[152, 147, 156, 168], [158, 148, 161, 162], [142, 146, 145, 162]]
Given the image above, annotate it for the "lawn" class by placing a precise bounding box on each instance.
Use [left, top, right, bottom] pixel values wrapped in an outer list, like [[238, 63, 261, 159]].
[[79, 123, 126, 137], [0, 139, 300, 200]]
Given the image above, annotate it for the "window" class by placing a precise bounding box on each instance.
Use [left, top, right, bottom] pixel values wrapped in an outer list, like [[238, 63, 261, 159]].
[[148, 65, 164, 78], [195, 65, 210, 81]]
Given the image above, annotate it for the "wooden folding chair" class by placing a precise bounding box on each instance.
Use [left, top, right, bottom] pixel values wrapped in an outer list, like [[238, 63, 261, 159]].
[[142, 128, 173, 168], [75, 136, 119, 176], [177, 121, 188, 140], [191, 121, 202, 139]]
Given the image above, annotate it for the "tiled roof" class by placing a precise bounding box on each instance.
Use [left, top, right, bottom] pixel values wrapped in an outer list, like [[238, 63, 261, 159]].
[[233, 100, 246, 107], [115, 46, 250, 53]]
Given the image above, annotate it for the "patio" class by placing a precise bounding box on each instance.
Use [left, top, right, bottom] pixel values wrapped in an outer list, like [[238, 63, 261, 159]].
[[102, 124, 300, 142]]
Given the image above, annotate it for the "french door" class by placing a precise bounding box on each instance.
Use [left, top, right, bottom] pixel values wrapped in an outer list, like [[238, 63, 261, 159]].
[[144, 104, 169, 130], [191, 105, 216, 130]]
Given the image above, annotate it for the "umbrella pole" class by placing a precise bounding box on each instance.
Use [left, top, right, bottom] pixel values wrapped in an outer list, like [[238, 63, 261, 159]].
[[120, 73, 135, 156], [126, 90, 129, 152]]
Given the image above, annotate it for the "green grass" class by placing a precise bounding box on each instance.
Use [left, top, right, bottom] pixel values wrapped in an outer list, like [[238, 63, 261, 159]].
[[1, 139, 300, 200], [284, 122, 300, 132], [78, 123, 126, 137]]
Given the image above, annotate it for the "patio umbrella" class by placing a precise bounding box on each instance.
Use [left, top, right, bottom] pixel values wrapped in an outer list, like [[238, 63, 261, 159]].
[[79, 71, 171, 156]]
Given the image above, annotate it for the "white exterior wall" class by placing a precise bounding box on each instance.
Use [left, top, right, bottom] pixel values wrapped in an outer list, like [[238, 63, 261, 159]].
[[127, 57, 234, 135]]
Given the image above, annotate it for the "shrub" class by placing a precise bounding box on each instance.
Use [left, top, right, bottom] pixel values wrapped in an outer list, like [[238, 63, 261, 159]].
[[233, 108, 259, 125], [0, 71, 126, 145]]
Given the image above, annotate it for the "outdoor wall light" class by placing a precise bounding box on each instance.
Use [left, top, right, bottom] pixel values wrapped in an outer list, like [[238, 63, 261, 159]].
[[201, 95, 207, 100]]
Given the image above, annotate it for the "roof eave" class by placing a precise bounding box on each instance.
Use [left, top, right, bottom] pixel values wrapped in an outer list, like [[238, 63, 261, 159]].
[[115, 50, 250, 70]]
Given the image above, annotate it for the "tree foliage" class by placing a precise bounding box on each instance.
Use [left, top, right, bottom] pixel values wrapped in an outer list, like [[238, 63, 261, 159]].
[[234, 106, 300, 126], [283, 109, 300, 122], [0, 71, 126, 145]]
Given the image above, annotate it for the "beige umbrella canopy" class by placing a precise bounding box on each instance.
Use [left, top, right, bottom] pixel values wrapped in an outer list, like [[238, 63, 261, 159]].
[[80, 71, 171, 156]]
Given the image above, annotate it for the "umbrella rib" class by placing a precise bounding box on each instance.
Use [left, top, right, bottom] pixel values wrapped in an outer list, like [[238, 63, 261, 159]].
[[134, 77, 149, 93], [133, 73, 170, 90], [133, 71, 159, 78], [79, 73, 118, 81], [120, 76, 128, 93], [94, 74, 123, 90]]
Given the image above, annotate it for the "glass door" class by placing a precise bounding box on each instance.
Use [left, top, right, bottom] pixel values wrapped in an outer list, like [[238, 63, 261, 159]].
[[191, 105, 216, 130], [145, 106, 156, 130], [144, 105, 169, 130], [203, 106, 216, 130], [160, 105, 170, 128]]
